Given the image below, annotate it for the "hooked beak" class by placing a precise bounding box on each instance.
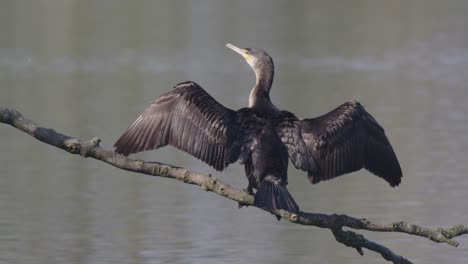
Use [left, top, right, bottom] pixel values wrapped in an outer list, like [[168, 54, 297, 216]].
[[226, 43, 249, 60]]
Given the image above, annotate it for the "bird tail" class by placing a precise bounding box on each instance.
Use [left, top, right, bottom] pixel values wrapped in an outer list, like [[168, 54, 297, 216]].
[[254, 179, 299, 214]]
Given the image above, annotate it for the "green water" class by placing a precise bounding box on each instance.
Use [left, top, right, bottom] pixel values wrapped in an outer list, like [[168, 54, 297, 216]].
[[1, 1, 468, 263]]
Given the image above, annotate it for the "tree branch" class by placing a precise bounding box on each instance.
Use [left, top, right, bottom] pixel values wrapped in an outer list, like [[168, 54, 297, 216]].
[[1, 106, 467, 264]]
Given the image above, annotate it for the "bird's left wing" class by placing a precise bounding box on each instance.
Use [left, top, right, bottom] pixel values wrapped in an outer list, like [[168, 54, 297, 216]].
[[279, 101, 402, 186], [114, 81, 241, 171]]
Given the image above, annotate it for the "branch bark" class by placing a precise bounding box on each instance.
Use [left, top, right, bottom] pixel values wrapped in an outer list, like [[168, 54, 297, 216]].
[[1, 106, 467, 264]]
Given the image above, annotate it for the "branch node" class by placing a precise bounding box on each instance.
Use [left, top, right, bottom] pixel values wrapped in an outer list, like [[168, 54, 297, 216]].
[[289, 213, 299, 222], [160, 167, 169, 176], [392, 221, 404, 229], [90, 137, 101, 146], [182, 171, 190, 182], [77, 137, 101, 157], [360, 218, 370, 225], [64, 138, 81, 154]]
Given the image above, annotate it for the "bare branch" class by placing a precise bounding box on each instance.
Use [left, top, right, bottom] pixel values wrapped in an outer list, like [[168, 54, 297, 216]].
[[1, 106, 467, 264]]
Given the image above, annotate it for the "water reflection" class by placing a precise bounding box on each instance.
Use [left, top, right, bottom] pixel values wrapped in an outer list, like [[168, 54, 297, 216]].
[[1, 1, 468, 263]]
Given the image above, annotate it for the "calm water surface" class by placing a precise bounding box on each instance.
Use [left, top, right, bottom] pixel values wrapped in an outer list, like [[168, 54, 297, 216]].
[[1, 1, 468, 263]]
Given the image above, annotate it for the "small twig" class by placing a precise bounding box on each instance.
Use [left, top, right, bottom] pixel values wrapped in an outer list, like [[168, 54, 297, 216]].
[[1, 106, 467, 264]]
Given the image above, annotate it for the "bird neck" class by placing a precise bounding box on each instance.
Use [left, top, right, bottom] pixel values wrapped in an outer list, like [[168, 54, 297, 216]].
[[249, 67, 276, 111]]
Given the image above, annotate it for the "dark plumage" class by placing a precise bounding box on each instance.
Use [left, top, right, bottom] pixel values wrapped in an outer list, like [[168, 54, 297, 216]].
[[114, 81, 240, 171], [114, 43, 402, 215]]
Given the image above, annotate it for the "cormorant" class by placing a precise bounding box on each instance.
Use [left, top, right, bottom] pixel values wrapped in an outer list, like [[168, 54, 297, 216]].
[[114, 43, 402, 215]]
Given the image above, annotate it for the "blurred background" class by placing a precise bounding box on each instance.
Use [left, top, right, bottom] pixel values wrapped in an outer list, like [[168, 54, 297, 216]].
[[1, 1, 468, 263]]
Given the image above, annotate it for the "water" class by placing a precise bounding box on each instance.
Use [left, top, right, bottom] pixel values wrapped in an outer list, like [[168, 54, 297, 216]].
[[1, 1, 468, 263]]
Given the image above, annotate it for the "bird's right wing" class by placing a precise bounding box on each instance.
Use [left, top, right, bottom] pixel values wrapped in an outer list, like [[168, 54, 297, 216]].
[[114, 81, 242, 171]]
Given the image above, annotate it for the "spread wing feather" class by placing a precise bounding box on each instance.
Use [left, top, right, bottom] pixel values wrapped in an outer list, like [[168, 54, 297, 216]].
[[280, 101, 402, 186], [114, 81, 241, 171], [301, 101, 402, 186]]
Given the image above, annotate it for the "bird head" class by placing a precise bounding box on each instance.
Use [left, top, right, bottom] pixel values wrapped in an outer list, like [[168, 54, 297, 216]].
[[226, 43, 274, 74]]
